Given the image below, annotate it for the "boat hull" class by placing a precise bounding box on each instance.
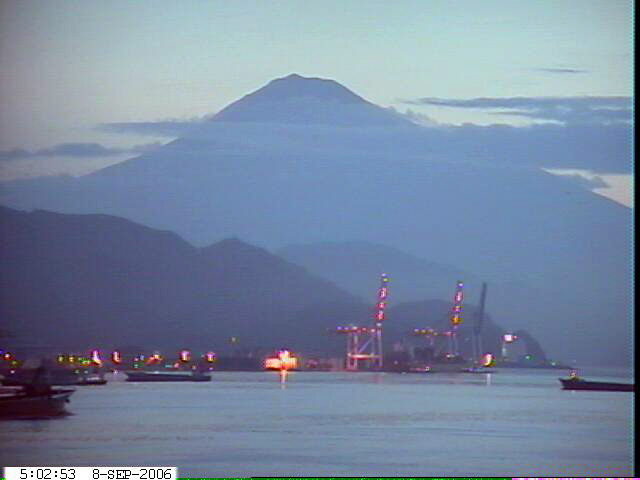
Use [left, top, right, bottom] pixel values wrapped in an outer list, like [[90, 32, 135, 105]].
[[0, 389, 75, 418], [76, 378, 107, 385], [124, 371, 211, 382], [463, 367, 497, 374], [559, 378, 634, 392]]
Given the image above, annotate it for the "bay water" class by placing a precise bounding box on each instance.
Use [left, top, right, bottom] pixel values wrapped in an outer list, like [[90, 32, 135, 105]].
[[0, 367, 633, 477]]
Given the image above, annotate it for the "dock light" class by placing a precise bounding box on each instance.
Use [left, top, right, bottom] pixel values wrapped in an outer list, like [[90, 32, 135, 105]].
[[503, 334, 517, 343], [205, 351, 216, 363], [482, 353, 496, 367], [147, 352, 162, 364], [278, 350, 297, 370], [264, 358, 281, 369], [111, 351, 121, 364], [180, 349, 191, 362], [90, 350, 103, 366], [265, 350, 298, 370]]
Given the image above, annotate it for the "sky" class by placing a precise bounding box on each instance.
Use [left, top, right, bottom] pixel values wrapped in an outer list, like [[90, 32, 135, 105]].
[[0, 0, 634, 205]]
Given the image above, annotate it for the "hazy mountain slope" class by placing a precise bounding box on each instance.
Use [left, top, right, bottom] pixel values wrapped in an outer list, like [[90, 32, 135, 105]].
[[0, 206, 538, 361], [0, 206, 364, 353], [0, 74, 631, 366], [277, 241, 472, 304]]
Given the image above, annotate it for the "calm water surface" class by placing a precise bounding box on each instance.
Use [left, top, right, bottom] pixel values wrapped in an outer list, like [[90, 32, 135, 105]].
[[0, 367, 634, 477]]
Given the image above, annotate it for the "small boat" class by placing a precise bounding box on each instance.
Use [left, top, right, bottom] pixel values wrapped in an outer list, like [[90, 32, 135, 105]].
[[76, 373, 107, 385], [0, 387, 75, 418], [124, 370, 211, 382], [559, 376, 634, 392]]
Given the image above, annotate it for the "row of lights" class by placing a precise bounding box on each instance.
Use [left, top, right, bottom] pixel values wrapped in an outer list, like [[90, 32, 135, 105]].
[[55, 349, 217, 366]]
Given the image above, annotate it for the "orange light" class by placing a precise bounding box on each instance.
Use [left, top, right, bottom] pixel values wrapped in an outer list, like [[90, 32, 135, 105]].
[[265, 350, 298, 370], [180, 349, 191, 362], [205, 351, 216, 362], [111, 351, 121, 364], [265, 358, 281, 369]]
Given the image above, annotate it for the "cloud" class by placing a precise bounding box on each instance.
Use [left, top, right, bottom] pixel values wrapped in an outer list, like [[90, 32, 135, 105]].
[[536, 67, 588, 74], [0, 148, 32, 162], [0, 142, 162, 162], [401, 108, 439, 126], [405, 96, 632, 125], [38, 143, 122, 157], [100, 119, 201, 137]]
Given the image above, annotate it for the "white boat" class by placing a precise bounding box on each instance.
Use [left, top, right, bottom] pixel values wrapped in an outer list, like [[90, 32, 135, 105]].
[[76, 373, 107, 385], [124, 370, 211, 382]]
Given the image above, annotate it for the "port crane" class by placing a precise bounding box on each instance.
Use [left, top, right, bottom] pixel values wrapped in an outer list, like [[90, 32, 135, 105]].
[[411, 280, 464, 359], [471, 282, 488, 364], [447, 280, 464, 357], [335, 273, 389, 370]]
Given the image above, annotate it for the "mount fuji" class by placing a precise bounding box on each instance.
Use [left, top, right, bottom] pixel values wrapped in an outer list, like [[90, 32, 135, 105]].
[[0, 74, 631, 366]]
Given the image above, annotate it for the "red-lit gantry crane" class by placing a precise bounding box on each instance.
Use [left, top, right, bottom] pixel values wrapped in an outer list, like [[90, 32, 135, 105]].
[[334, 273, 389, 370]]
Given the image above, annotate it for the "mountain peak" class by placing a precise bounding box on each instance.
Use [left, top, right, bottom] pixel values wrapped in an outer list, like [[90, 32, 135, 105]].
[[212, 74, 412, 127], [254, 73, 367, 104]]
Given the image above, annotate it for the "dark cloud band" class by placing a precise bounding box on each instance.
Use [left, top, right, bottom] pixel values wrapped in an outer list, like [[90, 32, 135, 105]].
[[404, 96, 632, 125], [536, 67, 588, 74]]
